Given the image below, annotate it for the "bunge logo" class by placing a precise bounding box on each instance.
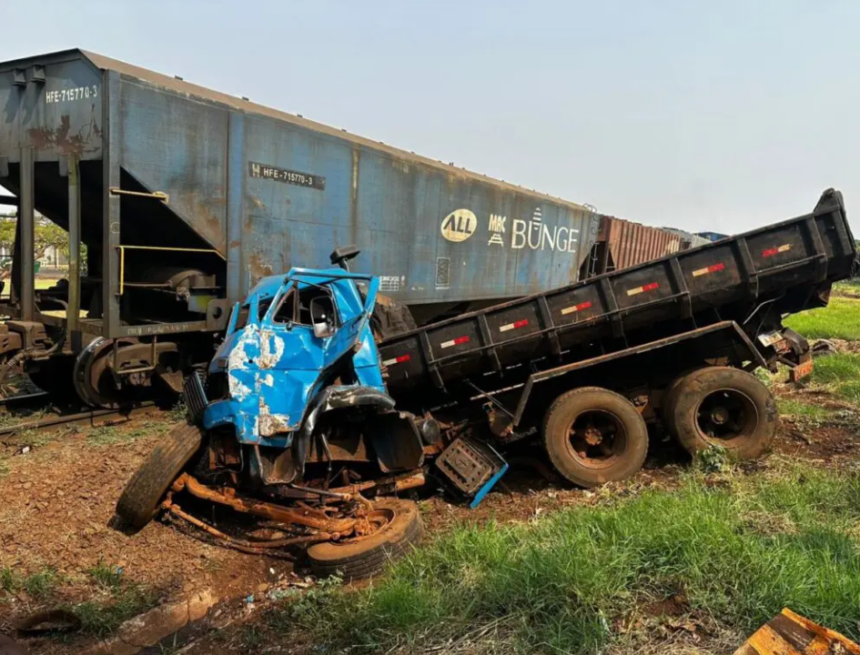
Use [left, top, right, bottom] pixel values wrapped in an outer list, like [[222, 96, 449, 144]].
[[441, 206, 579, 252], [440, 209, 477, 243]]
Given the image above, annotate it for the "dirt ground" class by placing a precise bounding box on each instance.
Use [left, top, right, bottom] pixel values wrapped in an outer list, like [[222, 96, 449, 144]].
[[0, 415, 286, 654], [1, 384, 858, 654]]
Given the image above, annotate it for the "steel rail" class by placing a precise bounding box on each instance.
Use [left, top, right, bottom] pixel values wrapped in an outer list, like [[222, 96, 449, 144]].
[[0, 401, 160, 436]]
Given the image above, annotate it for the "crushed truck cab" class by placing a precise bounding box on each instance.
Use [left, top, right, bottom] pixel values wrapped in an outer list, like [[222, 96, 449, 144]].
[[203, 267, 385, 446], [191, 251, 457, 496]]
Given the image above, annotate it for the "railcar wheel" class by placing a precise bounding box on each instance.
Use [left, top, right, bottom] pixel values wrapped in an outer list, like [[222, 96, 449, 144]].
[[542, 387, 649, 488], [664, 366, 776, 460], [307, 498, 423, 581], [116, 423, 203, 532]]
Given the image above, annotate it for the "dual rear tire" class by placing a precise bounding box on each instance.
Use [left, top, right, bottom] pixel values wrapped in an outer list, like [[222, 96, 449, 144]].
[[663, 366, 776, 460], [541, 367, 777, 488]]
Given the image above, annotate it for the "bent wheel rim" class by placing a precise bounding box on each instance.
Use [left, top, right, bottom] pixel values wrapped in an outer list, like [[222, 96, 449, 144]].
[[339, 507, 396, 544]]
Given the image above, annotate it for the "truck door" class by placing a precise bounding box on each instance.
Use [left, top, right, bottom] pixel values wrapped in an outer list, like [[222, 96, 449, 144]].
[[319, 277, 378, 372]]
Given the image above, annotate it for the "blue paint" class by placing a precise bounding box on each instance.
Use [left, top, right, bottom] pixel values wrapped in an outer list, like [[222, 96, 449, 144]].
[[226, 113, 245, 303], [204, 264, 506, 507], [470, 463, 510, 509], [0, 49, 600, 312], [203, 267, 382, 447]]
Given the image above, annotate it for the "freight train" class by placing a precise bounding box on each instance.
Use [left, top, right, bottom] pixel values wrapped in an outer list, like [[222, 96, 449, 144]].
[[0, 49, 710, 407], [0, 49, 603, 405], [578, 215, 713, 279]]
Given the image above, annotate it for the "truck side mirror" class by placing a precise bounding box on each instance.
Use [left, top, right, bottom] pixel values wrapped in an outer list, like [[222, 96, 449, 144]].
[[310, 297, 335, 339], [330, 245, 360, 271]]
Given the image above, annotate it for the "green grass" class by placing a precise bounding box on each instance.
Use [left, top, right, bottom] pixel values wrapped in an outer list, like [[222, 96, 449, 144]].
[[0, 567, 17, 593], [74, 585, 158, 637], [71, 563, 158, 637], [833, 279, 860, 297], [87, 420, 171, 447], [808, 353, 860, 405], [777, 398, 831, 421], [1, 566, 60, 600], [775, 397, 860, 430], [88, 560, 124, 591], [2, 563, 156, 638], [268, 465, 860, 654], [784, 296, 860, 340]]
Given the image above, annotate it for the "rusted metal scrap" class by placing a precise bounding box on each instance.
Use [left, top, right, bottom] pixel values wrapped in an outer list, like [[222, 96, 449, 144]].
[[734, 608, 860, 655], [167, 473, 358, 534]]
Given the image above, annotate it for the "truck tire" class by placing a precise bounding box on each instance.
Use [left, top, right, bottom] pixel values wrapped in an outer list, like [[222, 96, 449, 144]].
[[664, 366, 776, 460], [542, 387, 649, 488], [307, 498, 423, 581], [116, 423, 203, 532], [661, 371, 694, 438]]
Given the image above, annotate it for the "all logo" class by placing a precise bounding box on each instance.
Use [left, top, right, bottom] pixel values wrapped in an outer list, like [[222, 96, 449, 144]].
[[440, 206, 581, 253], [440, 209, 477, 243]]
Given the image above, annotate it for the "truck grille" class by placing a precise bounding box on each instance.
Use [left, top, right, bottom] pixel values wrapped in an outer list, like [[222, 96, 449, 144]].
[[183, 371, 208, 424]]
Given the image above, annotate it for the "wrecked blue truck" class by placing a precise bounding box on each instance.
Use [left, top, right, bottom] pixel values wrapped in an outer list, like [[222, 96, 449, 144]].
[[117, 190, 856, 577]]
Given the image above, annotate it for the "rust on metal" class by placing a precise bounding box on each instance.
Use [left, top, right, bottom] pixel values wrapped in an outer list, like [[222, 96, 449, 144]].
[[166, 503, 333, 549], [26, 114, 101, 156], [329, 471, 426, 496], [602, 215, 681, 271], [172, 473, 359, 533], [734, 608, 860, 655]]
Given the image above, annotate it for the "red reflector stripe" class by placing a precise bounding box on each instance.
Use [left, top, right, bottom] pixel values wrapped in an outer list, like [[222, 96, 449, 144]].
[[762, 244, 791, 258], [561, 300, 592, 316], [440, 335, 470, 349], [382, 354, 411, 366], [692, 262, 725, 277], [627, 282, 660, 296], [499, 319, 530, 333]]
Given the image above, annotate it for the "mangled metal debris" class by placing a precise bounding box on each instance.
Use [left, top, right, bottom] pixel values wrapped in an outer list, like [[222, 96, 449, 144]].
[[735, 608, 860, 655]]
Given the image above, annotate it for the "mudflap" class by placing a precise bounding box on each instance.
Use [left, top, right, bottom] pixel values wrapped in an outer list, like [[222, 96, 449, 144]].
[[371, 412, 425, 473], [435, 437, 509, 508]]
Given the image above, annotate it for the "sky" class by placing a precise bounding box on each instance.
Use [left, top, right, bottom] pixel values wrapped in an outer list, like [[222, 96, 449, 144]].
[[2, 0, 860, 233]]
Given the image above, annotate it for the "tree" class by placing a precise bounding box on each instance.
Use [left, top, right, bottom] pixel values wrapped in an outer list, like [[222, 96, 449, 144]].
[[0, 213, 74, 279]]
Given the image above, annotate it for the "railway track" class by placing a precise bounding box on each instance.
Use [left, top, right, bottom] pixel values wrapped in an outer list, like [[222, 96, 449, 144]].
[[0, 391, 50, 409], [0, 401, 161, 437]]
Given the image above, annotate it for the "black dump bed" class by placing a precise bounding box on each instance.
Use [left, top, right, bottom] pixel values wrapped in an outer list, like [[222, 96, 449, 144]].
[[378, 190, 856, 399]]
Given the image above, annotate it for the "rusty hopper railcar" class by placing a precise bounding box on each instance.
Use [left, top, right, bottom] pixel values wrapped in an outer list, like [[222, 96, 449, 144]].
[[579, 215, 692, 279], [0, 49, 598, 405]]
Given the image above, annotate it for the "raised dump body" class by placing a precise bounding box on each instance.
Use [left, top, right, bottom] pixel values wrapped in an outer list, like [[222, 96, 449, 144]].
[[0, 49, 598, 404], [379, 189, 855, 404]]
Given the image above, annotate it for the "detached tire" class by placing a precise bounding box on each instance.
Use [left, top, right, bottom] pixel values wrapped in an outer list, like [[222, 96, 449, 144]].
[[542, 387, 649, 488], [116, 423, 203, 531], [664, 366, 776, 460], [307, 498, 423, 581]]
